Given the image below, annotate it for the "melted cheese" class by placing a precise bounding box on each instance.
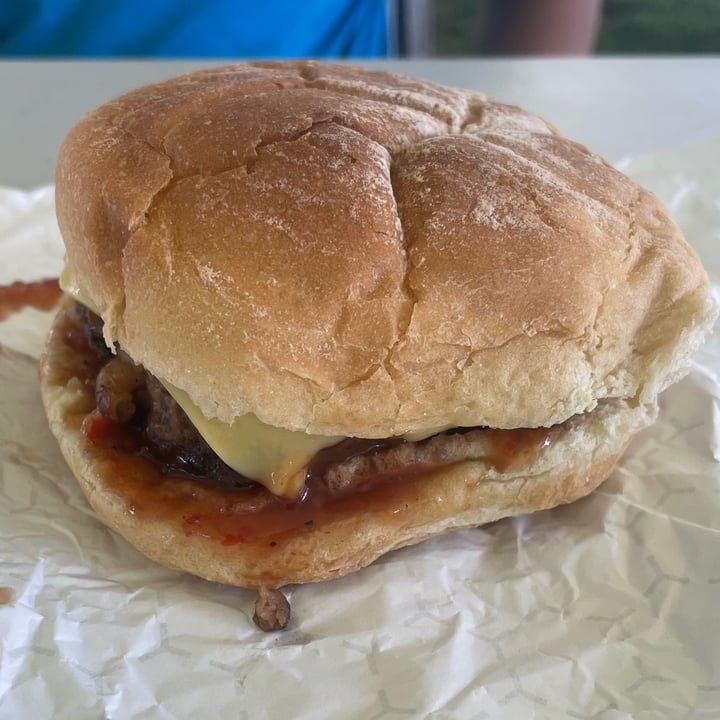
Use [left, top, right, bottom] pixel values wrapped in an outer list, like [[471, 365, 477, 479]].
[[60, 262, 100, 314], [162, 382, 342, 498]]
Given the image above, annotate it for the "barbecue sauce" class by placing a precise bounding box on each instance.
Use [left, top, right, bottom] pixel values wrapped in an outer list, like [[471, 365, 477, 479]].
[[0, 279, 62, 321]]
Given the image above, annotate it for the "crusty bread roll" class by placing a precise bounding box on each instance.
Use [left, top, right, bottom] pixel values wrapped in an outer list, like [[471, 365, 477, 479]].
[[42, 61, 715, 601]]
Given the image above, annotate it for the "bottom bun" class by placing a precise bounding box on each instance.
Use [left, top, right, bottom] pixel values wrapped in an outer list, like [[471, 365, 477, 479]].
[[40, 303, 655, 588]]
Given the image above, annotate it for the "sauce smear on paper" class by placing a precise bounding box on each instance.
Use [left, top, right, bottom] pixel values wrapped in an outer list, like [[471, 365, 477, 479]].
[[0, 279, 62, 321], [0, 587, 16, 605]]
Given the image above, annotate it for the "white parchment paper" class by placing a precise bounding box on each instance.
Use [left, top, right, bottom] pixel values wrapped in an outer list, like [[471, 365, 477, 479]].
[[1, 140, 719, 719]]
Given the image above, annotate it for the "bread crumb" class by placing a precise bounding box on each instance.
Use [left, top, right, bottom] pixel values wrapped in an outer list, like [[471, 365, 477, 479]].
[[253, 587, 290, 631]]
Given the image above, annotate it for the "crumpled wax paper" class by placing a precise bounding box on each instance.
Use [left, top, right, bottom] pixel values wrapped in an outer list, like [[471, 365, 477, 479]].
[[1, 139, 719, 720]]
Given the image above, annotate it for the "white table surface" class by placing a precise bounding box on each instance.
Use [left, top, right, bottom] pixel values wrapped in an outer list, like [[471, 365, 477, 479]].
[[1, 56, 719, 188]]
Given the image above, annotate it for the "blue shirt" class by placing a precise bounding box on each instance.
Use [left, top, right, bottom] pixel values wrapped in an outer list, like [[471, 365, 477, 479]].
[[0, 0, 390, 57]]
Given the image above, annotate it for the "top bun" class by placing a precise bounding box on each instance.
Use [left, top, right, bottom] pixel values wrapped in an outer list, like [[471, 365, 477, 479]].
[[55, 61, 715, 437]]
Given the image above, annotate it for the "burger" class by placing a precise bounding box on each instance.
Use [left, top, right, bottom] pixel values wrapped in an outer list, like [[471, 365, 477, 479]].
[[40, 61, 715, 630]]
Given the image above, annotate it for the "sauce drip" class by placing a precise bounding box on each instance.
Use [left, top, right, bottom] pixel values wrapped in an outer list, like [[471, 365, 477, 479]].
[[0, 278, 62, 321], [483, 426, 560, 472]]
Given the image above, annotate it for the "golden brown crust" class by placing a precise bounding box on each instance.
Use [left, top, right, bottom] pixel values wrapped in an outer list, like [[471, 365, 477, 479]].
[[55, 61, 715, 437], [40, 301, 654, 588]]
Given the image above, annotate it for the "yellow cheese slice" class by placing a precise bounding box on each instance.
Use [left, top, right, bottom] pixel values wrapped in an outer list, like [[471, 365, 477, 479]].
[[162, 382, 342, 498], [60, 261, 100, 314]]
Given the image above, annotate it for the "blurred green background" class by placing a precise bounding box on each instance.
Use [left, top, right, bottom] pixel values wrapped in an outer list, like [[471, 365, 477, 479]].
[[433, 0, 720, 54]]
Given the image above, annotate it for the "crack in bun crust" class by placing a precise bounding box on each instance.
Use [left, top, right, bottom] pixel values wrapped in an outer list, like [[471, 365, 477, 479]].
[[55, 61, 715, 437]]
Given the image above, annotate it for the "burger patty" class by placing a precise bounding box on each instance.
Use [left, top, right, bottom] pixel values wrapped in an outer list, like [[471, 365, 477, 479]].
[[78, 303, 211, 459], [76, 302, 563, 497], [77, 303, 247, 485]]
